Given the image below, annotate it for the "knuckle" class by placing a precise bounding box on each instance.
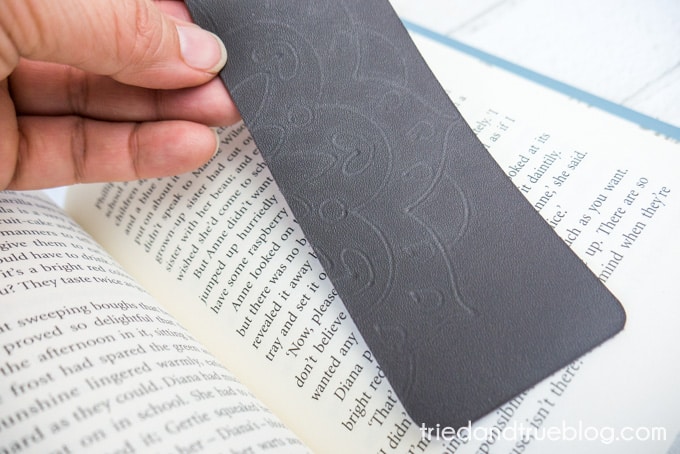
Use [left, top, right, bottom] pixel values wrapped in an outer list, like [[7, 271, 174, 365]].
[[65, 66, 89, 115], [115, 0, 166, 69]]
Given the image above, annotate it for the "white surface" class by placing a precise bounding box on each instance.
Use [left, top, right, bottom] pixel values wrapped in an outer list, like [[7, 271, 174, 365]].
[[45, 185, 68, 207], [390, 0, 680, 127]]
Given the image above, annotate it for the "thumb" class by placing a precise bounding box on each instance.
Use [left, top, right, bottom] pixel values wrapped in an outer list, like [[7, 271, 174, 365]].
[[0, 0, 227, 89]]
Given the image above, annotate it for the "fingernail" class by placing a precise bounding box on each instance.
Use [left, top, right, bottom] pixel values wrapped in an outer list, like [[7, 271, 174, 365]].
[[177, 25, 227, 73], [212, 128, 221, 157]]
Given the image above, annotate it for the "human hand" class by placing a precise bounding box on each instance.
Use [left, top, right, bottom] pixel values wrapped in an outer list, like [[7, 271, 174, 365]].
[[0, 0, 239, 190]]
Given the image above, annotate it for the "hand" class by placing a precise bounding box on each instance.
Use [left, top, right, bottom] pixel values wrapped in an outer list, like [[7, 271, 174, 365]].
[[0, 0, 240, 190]]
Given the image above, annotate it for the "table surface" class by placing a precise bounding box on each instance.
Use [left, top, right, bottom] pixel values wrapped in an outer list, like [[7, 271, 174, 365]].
[[389, 0, 680, 127]]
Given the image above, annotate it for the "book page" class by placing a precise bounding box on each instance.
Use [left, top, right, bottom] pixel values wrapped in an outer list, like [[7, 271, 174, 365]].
[[0, 191, 306, 453], [408, 33, 680, 453], [67, 125, 435, 453], [66, 37, 680, 454]]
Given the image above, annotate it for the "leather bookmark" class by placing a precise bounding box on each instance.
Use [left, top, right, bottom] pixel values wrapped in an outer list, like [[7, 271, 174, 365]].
[[186, 0, 625, 428]]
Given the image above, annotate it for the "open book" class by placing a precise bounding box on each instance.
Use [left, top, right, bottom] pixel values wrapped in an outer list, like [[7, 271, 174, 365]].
[[2, 29, 679, 454]]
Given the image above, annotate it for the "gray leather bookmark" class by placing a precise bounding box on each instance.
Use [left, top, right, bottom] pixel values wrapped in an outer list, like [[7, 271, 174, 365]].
[[186, 0, 625, 428]]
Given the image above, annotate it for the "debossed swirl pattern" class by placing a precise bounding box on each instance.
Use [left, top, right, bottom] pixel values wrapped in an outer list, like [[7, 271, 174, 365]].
[[187, 0, 626, 428], [208, 3, 475, 404]]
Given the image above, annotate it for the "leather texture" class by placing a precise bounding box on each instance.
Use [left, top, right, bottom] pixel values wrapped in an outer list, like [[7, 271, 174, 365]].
[[186, 0, 626, 428]]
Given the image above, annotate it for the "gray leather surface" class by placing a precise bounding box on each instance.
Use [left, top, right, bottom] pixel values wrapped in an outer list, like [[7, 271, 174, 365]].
[[186, 0, 626, 428]]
